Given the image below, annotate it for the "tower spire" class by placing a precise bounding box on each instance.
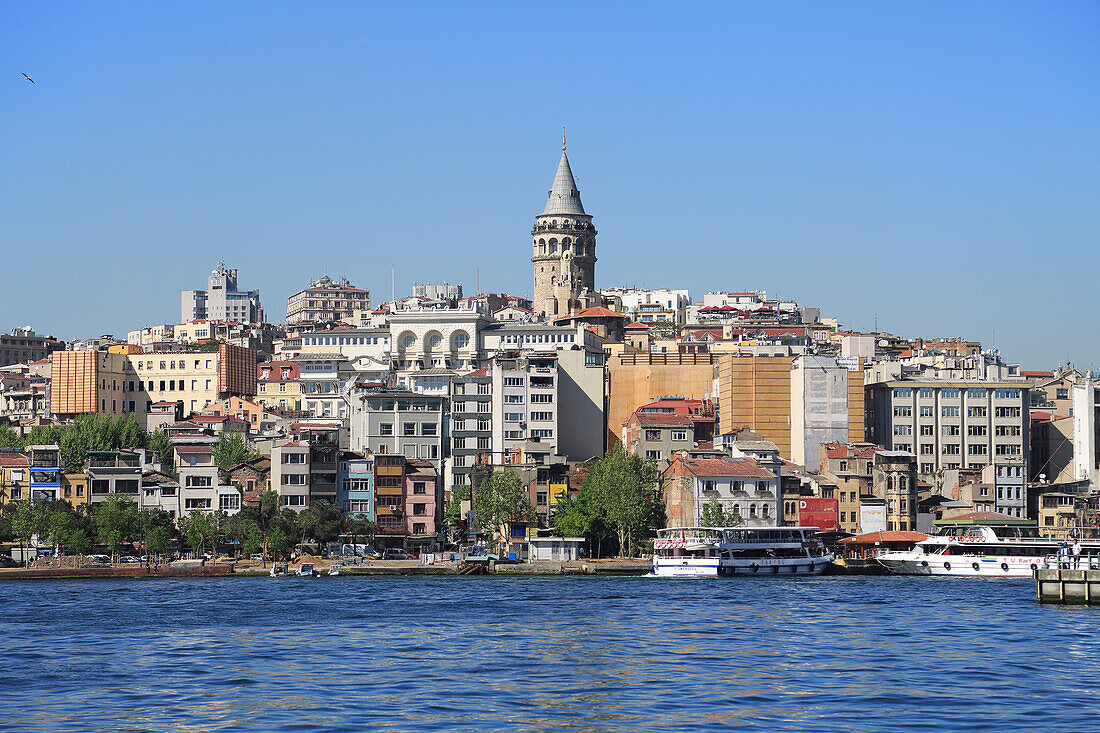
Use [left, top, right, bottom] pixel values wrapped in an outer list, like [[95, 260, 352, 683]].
[[562, 127, 566, 152]]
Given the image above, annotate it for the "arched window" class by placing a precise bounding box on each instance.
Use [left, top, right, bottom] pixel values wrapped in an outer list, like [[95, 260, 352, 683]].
[[749, 504, 757, 517]]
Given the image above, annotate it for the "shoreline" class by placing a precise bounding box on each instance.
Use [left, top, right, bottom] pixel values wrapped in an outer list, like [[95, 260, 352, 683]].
[[0, 558, 653, 580]]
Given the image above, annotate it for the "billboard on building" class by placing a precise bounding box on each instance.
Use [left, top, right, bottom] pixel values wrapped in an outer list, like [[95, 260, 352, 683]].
[[860, 505, 887, 534], [798, 497, 839, 532]]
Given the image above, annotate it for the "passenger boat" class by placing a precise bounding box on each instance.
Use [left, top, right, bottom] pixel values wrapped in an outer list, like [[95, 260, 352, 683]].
[[269, 562, 289, 577], [652, 526, 833, 577], [296, 562, 319, 577], [327, 562, 343, 576], [877, 525, 1100, 577]]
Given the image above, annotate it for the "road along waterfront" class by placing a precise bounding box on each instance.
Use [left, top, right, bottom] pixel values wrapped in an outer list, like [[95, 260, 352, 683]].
[[2, 574, 1098, 732]]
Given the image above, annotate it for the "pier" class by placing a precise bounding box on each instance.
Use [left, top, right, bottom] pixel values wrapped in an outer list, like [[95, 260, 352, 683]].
[[1035, 567, 1100, 604]]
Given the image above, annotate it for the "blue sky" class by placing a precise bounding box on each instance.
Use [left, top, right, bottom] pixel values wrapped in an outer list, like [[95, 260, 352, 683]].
[[3, 2, 1098, 370]]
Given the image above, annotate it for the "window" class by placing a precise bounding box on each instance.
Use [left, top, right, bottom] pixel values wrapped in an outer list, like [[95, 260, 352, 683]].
[[283, 453, 306, 464], [943, 425, 960, 436], [968, 406, 987, 418], [530, 394, 553, 403], [645, 450, 661, 460], [919, 406, 934, 417], [967, 388, 987, 399], [995, 406, 1021, 418], [671, 430, 688, 441], [412, 503, 427, 516], [504, 394, 524, 404], [380, 423, 394, 436], [421, 423, 437, 436], [893, 388, 912, 398], [994, 389, 1020, 400], [968, 425, 987, 436], [412, 523, 426, 535], [920, 444, 934, 455], [920, 425, 934, 436], [645, 429, 661, 441], [942, 406, 959, 417], [893, 406, 912, 418], [943, 444, 960, 455], [531, 411, 553, 422], [893, 425, 912, 436], [919, 388, 934, 399], [968, 444, 988, 456], [504, 377, 524, 387], [1056, 388, 1069, 400]]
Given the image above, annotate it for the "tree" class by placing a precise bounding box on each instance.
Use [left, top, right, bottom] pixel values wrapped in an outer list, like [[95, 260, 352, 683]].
[[242, 523, 264, 561], [146, 526, 171, 558], [444, 485, 470, 539], [700, 498, 741, 528], [11, 501, 37, 566], [0, 422, 22, 449], [474, 470, 535, 545], [213, 432, 255, 473], [147, 430, 175, 472], [179, 512, 218, 557], [344, 517, 377, 549], [581, 444, 661, 557], [298, 500, 344, 546], [93, 494, 140, 561]]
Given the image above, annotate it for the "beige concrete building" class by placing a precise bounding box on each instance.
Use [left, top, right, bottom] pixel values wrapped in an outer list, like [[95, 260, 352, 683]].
[[286, 275, 370, 326]]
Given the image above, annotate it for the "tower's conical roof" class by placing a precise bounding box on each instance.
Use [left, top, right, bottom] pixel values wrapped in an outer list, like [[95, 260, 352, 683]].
[[542, 150, 586, 216]]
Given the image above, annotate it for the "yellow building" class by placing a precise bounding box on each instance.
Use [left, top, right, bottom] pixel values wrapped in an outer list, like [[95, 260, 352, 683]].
[[0, 452, 31, 505], [62, 473, 89, 508], [716, 355, 795, 458], [256, 360, 303, 412]]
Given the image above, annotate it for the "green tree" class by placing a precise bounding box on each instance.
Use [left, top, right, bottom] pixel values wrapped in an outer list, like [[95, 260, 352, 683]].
[[298, 500, 344, 546], [344, 517, 377, 548], [243, 522, 264, 561], [11, 501, 37, 565], [146, 526, 171, 558], [582, 444, 661, 557], [0, 422, 23, 449], [147, 430, 175, 472], [179, 512, 218, 556], [700, 498, 742, 528], [474, 470, 535, 544], [444, 485, 470, 538], [93, 494, 140, 560], [213, 432, 255, 472]]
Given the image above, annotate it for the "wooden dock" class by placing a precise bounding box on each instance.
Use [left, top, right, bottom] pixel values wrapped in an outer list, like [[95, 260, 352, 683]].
[[1035, 567, 1100, 604]]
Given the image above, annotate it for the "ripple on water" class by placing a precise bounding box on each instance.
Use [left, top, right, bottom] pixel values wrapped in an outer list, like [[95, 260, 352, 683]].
[[0, 575, 1096, 731]]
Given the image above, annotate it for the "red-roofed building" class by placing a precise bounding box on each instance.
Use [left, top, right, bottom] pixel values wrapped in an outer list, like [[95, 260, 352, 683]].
[[661, 455, 779, 528]]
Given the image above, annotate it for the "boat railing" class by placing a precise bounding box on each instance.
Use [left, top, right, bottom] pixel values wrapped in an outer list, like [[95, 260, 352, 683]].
[[1045, 552, 1100, 571]]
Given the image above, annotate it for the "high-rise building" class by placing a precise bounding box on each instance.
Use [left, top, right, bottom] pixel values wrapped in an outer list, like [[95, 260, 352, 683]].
[[180, 262, 264, 325], [531, 135, 599, 318]]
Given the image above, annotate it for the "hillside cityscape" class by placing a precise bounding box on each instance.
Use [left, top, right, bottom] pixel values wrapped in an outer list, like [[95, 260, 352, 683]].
[[0, 141, 1093, 560]]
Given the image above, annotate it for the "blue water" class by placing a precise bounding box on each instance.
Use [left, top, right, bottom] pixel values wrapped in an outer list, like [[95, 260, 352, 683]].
[[0, 575, 1097, 732]]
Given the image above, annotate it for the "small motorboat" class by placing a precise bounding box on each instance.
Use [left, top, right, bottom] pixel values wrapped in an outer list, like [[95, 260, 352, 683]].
[[328, 562, 343, 576], [269, 562, 289, 578], [296, 562, 319, 577]]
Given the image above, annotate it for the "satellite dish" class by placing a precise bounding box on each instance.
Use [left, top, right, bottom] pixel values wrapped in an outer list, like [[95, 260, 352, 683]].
[[878, 339, 889, 347]]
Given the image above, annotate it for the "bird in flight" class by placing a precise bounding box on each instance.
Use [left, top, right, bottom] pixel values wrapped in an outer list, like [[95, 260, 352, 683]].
[[22, 73, 34, 83]]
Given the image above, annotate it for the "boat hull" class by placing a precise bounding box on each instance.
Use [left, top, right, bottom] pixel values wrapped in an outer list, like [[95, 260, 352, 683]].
[[652, 555, 833, 577], [878, 552, 1045, 578]]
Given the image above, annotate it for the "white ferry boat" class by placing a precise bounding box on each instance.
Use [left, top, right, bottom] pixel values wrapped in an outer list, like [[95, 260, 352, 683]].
[[652, 526, 834, 577], [877, 525, 1100, 577]]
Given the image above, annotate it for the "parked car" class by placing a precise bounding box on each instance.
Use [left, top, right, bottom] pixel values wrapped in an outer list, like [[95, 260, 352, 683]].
[[384, 549, 412, 560], [0, 556, 18, 568], [86, 554, 111, 564], [364, 549, 383, 559], [119, 556, 140, 564]]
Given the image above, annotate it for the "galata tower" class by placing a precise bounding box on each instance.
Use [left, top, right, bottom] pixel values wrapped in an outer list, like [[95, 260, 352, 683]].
[[531, 133, 598, 318]]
